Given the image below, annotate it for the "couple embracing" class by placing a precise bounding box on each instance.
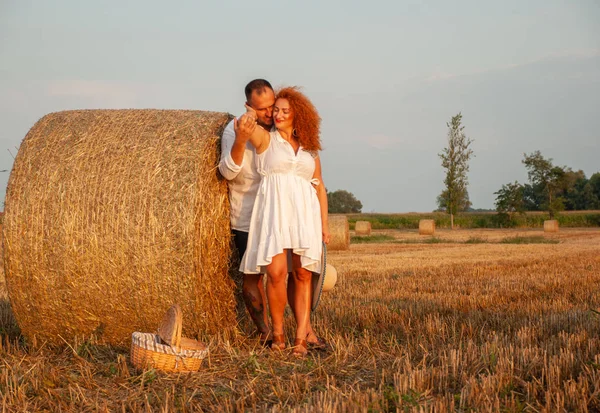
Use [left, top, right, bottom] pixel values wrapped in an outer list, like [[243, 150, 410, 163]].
[[219, 79, 330, 357]]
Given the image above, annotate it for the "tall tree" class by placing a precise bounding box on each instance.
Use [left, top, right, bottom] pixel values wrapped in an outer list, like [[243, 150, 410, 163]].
[[522, 151, 567, 218], [494, 181, 525, 222], [589, 173, 600, 197], [438, 113, 474, 229], [327, 189, 363, 213], [588, 173, 600, 208], [522, 183, 544, 211], [561, 169, 592, 210]]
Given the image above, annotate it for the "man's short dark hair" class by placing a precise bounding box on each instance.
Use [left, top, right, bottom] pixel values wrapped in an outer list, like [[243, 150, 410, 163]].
[[244, 79, 273, 102]]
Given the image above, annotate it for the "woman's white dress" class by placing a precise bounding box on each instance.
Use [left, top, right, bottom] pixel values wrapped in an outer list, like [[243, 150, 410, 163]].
[[239, 130, 322, 274]]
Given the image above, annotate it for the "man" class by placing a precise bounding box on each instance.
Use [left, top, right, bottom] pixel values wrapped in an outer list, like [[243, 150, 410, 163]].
[[219, 79, 325, 349], [219, 79, 274, 340]]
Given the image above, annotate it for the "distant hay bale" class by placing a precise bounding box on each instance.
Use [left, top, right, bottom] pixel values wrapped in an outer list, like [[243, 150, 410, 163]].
[[329, 215, 349, 251], [544, 220, 559, 233], [419, 219, 435, 235], [354, 221, 371, 236], [2, 109, 236, 345]]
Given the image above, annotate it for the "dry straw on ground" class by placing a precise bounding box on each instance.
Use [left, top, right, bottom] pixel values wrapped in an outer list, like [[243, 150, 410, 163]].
[[354, 220, 371, 236], [1, 228, 599, 411], [2, 109, 236, 345], [419, 219, 435, 235], [328, 215, 349, 250], [544, 219, 559, 232]]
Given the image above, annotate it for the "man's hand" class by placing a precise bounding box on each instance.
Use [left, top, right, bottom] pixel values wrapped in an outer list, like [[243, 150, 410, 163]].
[[233, 113, 257, 143], [244, 104, 258, 121]]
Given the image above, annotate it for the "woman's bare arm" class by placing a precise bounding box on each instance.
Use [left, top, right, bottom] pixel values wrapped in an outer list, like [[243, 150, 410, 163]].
[[312, 156, 330, 244], [234, 113, 270, 154]]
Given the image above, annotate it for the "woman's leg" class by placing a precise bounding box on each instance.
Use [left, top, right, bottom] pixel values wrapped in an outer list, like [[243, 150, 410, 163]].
[[291, 254, 312, 344], [266, 251, 289, 348], [288, 272, 321, 344]]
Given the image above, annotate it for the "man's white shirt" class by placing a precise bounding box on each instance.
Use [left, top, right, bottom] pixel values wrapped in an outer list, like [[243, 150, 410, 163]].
[[218, 119, 260, 232]]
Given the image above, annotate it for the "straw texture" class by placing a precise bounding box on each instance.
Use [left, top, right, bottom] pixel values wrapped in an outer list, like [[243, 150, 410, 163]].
[[2, 109, 236, 345], [544, 220, 559, 233], [419, 219, 436, 235], [354, 221, 371, 236], [329, 215, 349, 251]]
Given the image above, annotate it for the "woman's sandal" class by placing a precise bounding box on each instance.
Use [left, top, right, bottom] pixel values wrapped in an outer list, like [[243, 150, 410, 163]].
[[306, 335, 329, 352], [292, 338, 308, 357], [271, 334, 286, 350]]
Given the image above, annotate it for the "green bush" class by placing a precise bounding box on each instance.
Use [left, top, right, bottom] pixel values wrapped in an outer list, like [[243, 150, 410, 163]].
[[350, 234, 395, 244], [344, 212, 600, 230], [500, 236, 559, 244]]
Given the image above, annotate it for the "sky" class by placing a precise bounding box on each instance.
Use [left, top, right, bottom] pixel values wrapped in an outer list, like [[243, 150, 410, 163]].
[[1, 0, 599, 213]]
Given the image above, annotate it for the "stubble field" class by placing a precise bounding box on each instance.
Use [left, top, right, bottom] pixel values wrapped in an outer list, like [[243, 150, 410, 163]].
[[1, 228, 599, 412]]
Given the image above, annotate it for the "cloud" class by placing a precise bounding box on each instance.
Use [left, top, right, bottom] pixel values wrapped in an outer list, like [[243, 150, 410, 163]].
[[423, 48, 600, 83], [46, 80, 140, 107], [360, 134, 401, 150], [423, 72, 456, 82]]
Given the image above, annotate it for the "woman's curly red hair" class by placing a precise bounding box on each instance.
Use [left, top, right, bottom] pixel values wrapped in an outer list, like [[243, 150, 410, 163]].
[[276, 87, 322, 152]]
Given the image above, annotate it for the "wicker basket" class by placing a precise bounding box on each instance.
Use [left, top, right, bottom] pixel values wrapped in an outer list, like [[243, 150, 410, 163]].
[[130, 304, 208, 373]]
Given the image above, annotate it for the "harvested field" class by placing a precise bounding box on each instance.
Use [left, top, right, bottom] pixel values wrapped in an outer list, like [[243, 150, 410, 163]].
[[1, 228, 600, 411], [354, 227, 597, 243]]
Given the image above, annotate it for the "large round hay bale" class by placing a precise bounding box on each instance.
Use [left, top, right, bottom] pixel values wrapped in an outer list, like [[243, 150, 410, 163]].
[[328, 215, 349, 251], [354, 221, 371, 236], [419, 219, 435, 235], [544, 220, 559, 233], [2, 109, 236, 345]]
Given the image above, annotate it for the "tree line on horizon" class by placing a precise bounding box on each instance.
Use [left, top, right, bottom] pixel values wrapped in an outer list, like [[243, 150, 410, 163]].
[[495, 151, 600, 220], [437, 113, 599, 227], [327, 113, 598, 220]]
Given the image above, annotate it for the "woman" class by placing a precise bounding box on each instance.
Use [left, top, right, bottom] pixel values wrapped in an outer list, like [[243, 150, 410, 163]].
[[236, 86, 330, 356]]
